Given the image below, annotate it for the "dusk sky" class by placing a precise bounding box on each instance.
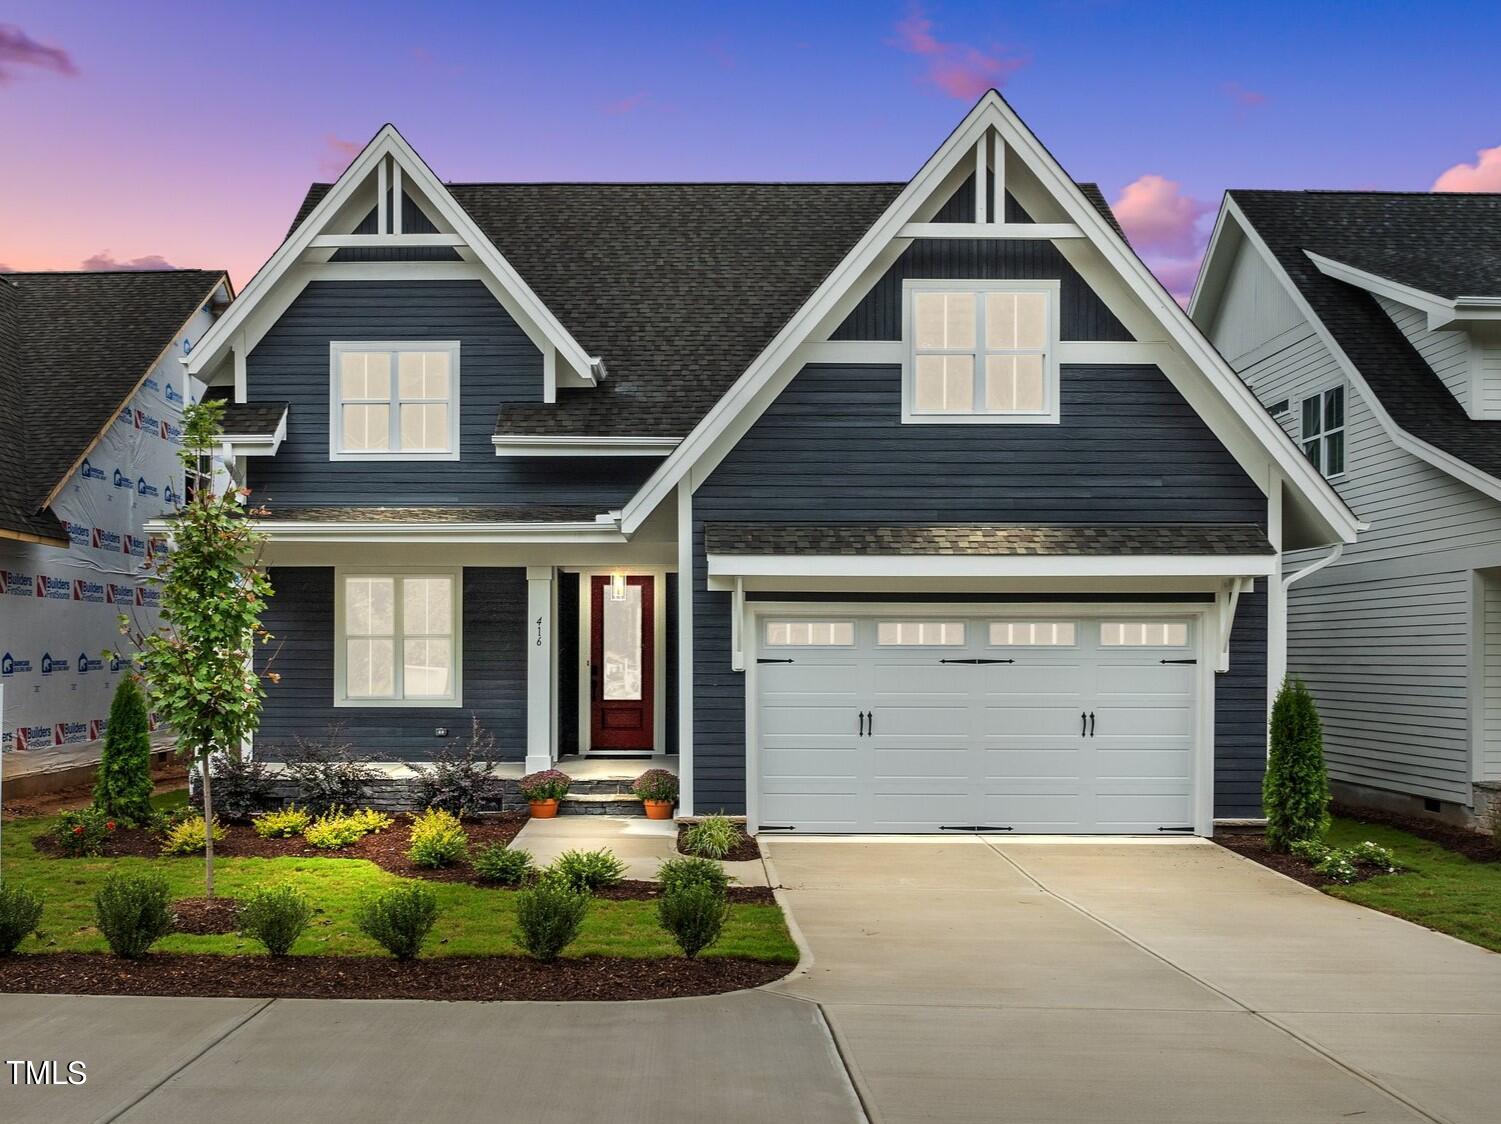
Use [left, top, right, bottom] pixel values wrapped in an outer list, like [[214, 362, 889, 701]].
[[4, 1, 1500, 301]]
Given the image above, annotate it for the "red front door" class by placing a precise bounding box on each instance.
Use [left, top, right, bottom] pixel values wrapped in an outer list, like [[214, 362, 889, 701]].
[[589, 575, 654, 750]]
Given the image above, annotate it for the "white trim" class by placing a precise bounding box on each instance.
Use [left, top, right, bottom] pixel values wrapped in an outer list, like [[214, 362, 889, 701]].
[[333, 567, 463, 708], [897, 222, 1084, 240], [1469, 569, 1487, 786], [707, 552, 1276, 582], [492, 435, 680, 457], [618, 92, 1358, 548], [1305, 251, 1501, 330], [328, 340, 461, 462], [1298, 381, 1348, 481], [219, 408, 288, 458], [571, 567, 672, 756], [677, 482, 695, 817], [175, 519, 626, 544], [1214, 577, 1254, 673], [307, 233, 467, 250], [525, 567, 554, 773]]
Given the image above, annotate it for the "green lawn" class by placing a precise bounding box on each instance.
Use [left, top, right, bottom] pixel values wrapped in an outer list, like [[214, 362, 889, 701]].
[[0, 813, 797, 962], [1323, 816, 1501, 953]]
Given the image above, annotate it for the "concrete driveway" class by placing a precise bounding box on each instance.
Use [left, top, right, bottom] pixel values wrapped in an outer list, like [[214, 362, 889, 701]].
[[764, 836, 1501, 1124]]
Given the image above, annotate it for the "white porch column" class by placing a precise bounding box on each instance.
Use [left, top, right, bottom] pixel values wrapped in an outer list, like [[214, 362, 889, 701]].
[[525, 566, 556, 774], [1266, 470, 1287, 719]]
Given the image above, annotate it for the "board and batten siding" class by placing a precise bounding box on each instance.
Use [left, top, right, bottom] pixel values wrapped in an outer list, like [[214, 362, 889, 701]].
[[692, 352, 1269, 814], [244, 280, 655, 510], [255, 566, 528, 762], [1204, 237, 1501, 805]]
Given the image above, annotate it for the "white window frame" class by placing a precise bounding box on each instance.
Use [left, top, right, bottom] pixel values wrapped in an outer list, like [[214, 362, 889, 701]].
[[987, 620, 1078, 647], [333, 567, 463, 707], [1099, 620, 1191, 648], [875, 620, 967, 646], [763, 620, 856, 648], [329, 340, 461, 461], [901, 279, 1061, 425], [1300, 382, 1346, 480]]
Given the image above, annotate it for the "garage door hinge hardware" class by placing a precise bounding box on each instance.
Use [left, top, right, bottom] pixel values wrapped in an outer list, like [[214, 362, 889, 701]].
[[1160, 658, 1197, 665], [1158, 826, 1194, 832], [939, 658, 1016, 664], [940, 825, 1013, 832], [757, 657, 795, 664]]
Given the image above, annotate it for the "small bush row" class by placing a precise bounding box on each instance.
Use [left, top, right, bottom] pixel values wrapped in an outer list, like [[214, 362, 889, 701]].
[[1288, 838, 1399, 884]]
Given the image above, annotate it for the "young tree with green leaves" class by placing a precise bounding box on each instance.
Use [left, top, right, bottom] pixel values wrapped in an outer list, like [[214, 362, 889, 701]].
[[120, 399, 275, 896], [1263, 677, 1331, 851], [91, 676, 155, 826]]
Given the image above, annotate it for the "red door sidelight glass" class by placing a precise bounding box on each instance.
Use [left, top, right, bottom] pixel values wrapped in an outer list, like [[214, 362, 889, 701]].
[[589, 575, 654, 750]]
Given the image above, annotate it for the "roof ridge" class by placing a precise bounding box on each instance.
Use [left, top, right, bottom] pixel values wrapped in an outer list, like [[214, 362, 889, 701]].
[[1232, 187, 1501, 199]]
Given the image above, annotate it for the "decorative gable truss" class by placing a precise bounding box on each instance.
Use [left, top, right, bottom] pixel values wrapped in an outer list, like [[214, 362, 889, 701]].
[[622, 91, 1359, 553], [184, 125, 601, 418]]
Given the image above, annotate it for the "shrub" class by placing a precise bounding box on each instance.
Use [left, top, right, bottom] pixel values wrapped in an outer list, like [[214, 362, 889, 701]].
[[208, 753, 274, 822], [407, 808, 469, 868], [355, 883, 439, 960], [92, 677, 155, 827], [346, 807, 394, 834], [238, 884, 313, 956], [54, 808, 118, 857], [303, 808, 375, 850], [94, 872, 172, 958], [283, 730, 378, 814], [547, 848, 627, 893], [411, 718, 503, 815], [1288, 838, 1400, 884], [658, 883, 730, 958], [658, 856, 731, 898], [472, 843, 535, 885], [517, 769, 571, 802], [513, 883, 589, 960], [252, 805, 311, 838], [1346, 840, 1398, 871], [1313, 850, 1361, 884], [681, 815, 743, 860], [1264, 678, 1331, 851], [0, 884, 44, 954], [160, 815, 227, 856], [631, 768, 679, 804], [1288, 838, 1330, 863]]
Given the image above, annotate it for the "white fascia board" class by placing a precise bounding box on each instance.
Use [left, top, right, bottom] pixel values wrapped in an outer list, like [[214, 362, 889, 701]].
[[1303, 252, 1458, 326], [491, 435, 680, 457], [1186, 199, 1237, 323], [706, 552, 1276, 581], [220, 408, 288, 457], [142, 519, 628, 545], [186, 125, 599, 385], [897, 222, 1084, 239], [619, 92, 1359, 547]]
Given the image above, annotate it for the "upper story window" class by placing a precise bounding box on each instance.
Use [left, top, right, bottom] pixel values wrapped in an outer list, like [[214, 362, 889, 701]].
[[1301, 384, 1345, 478], [330, 341, 460, 461], [902, 281, 1059, 424]]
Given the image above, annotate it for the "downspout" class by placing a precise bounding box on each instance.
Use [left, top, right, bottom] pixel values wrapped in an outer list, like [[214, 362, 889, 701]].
[[1282, 543, 1343, 591]]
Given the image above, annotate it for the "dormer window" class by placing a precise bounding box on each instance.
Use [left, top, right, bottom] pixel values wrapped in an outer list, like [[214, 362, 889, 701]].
[[330, 341, 460, 460], [902, 280, 1060, 424], [1301, 384, 1345, 478]]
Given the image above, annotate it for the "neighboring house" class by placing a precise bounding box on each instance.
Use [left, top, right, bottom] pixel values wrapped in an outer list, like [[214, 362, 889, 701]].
[[0, 269, 231, 752], [174, 93, 1356, 835], [1193, 190, 1501, 828]]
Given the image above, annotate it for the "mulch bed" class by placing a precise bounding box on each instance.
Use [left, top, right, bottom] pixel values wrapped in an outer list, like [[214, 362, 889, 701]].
[[676, 825, 762, 863], [170, 897, 242, 935], [0, 953, 792, 1002], [1214, 832, 1385, 889], [1331, 802, 1500, 863]]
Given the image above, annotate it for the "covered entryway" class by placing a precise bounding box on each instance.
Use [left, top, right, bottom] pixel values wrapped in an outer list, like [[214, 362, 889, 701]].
[[754, 610, 1201, 834]]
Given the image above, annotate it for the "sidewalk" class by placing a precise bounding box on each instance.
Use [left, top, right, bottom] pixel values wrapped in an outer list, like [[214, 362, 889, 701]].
[[512, 815, 771, 886]]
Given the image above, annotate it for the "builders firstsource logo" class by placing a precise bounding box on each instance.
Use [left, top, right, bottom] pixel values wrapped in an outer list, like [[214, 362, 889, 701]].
[[79, 458, 105, 482], [15, 725, 54, 750], [1, 570, 31, 596], [1, 652, 33, 676], [64, 521, 90, 548], [72, 579, 106, 603], [133, 408, 160, 432], [40, 653, 70, 674], [35, 574, 71, 599], [134, 586, 160, 608], [160, 419, 182, 442], [54, 722, 89, 745], [123, 535, 146, 558], [105, 583, 133, 605], [91, 527, 122, 552], [89, 718, 106, 740]]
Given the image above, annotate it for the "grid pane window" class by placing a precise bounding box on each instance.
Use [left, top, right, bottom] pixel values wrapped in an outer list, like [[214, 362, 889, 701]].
[[1100, 621, 1189, 647], [877, 621, 965, 646], [765, 621, 855, 647], [909, 287, 1053, 418], [343, 575, 455, 701], [334, 345, 455, 455], [1301, 385, 1346, 478], [989, 621, 1076, 646]]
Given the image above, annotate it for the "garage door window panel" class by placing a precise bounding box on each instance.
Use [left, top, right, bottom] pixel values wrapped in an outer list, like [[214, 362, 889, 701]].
[[876, 621, 966, 646], [1100, 621, 1190, 647], [765, 621, 855, 647], [989, 621, 1077, 647]]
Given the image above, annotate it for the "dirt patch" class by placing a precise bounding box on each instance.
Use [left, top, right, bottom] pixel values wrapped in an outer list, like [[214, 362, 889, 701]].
[[676, 825, 762, 863], [1331, 802, 1499, 863], [1214, 832, 1386, 889], [0, 952, 791, 1002], [591, 880, 776, 906], [171, 897, 242, 935]]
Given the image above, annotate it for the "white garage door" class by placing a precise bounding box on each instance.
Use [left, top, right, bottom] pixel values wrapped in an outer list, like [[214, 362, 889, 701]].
[[755, 612, 1199, 834]]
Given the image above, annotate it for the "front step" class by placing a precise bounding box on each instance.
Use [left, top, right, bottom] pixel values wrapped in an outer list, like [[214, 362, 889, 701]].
[[560, 792, 644, 816]]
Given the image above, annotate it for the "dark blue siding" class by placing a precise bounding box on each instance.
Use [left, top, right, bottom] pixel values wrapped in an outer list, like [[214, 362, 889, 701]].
[[1216, 585, 1268, 819], [245, 280, 654, 508], [256, 566, 527, 761]]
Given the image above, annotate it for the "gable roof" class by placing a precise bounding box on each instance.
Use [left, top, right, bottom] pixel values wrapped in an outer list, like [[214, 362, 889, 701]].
[[1218, 190, 1501, 483], [0, 269, 227, 544]]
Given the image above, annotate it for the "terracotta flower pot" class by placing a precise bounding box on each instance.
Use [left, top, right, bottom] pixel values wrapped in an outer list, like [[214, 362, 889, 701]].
[[642, 799, 675, 820], [528, 799, 560, 819]]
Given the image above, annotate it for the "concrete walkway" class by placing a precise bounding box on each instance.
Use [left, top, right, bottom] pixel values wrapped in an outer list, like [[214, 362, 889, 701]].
[[765, 836, 1501, 1124], [512, 814, 770, 886]]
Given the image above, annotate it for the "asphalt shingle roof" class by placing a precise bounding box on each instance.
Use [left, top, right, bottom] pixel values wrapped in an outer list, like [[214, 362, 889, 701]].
[[704, 523, 1274, 557], [218, 401, 288, 437], [1231, 190, 1501, 479], [257, 505, 604, 524], [0, 269, 225, 542]]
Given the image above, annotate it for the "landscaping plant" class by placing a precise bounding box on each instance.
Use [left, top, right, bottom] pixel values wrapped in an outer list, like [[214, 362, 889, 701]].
[[252, 805, 312, 838], [303, 807, 390, 850], [91, 676, 155, 827], [547, 848, 627, 893], [355, 883, 439, 960], [121, 399, 275, 897], [513, 882, 589, 960], [517, 769, 572, 803], [631, 768, 678, 804], [238, 884, 313, 956], [658, 882, 730, 959], [54, 808, 118, 857], [1264, 678, 1331, 851], [407, 808, 469, 868], [208, 752, 275, 822], [0, 884, 44, 954], [1289, 838, 1399, 884], [681, 815, 743, 860], [283, 731, 378, 814], [411, 719, 503, 815], [472, 843, 535, 885], [94, 872, 173, 958], [658, 856, 731, 899], [160, 815, 228, 856]]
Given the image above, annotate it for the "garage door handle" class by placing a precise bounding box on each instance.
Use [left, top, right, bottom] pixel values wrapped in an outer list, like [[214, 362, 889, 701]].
[[857, 711, 866, 737], [1160, 658, 1197, 665], [867, 711, 874, 735], [1089, 711, 1095, 737], [939, 658, 1015, 664], [758, 657, 795, 664], [1081, 711, 1087, 736]]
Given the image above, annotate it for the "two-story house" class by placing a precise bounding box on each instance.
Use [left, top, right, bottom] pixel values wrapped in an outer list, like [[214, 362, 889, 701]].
[[177, 93, 1356, 835], [1193, 190, 1501, 829]]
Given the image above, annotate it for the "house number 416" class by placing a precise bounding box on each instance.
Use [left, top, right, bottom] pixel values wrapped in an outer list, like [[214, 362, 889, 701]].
[[536, 616, 543, 646]]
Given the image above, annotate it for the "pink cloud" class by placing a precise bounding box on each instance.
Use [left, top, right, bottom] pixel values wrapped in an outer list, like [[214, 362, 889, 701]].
[[81, 252, 177, 271], [1222, 82, 1267, 109], [604, 91, 650, 115], [1142, 257, 1204, 307], [320, 134, 364, 178], [1112, 174, 1215, 258], [892, 7, 1027, 101], [0, 263, 13, 273], [0, 23, 77, 84], [1432, 145, 1501, 192]]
